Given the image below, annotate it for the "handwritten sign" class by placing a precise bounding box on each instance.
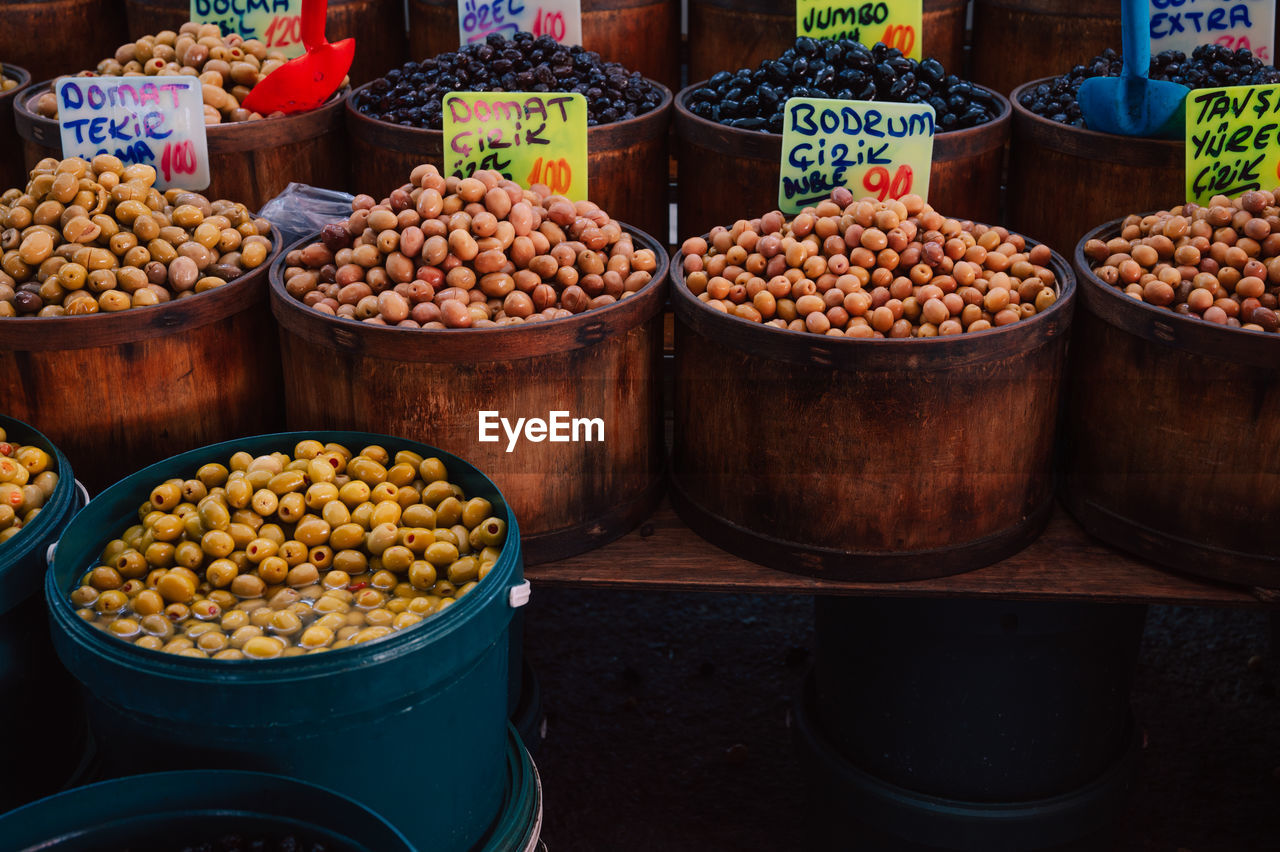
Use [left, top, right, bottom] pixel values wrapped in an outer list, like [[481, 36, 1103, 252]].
[[1185, 84, 1280, 203], [191, 0, 306, 58], [1150, 0, 1275, 63], [796, 0, 922, 61], [56, 76, 210, 190], [779, 97, 933, 212], [443, 92, 588, 199], [457, 0, 583, 47]]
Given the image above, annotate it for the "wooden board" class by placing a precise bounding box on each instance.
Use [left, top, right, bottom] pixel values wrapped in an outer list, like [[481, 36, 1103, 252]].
[[527, 499, 1280, 607]]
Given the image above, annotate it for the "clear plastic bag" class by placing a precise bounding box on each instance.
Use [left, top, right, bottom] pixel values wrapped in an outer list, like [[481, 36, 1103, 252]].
[[257, 182, 354, 246]]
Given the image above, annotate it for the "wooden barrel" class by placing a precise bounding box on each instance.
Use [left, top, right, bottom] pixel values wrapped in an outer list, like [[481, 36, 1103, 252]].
[[0, 64, 31, 191], [687, 0, 970, 87], [674, 83, 1010, 242], [1063, 220, 1280, 588], [0, 235, 285, 494], [1007, 79, 1185, 257], [269, 230, 669, 565], [971, 0, 1120, 96], [0, 0, 128, 84], [407, 0, 681, 94], [13, 84, 349, 212], [345, 82, 672, 246], [122, 0, 406, 85], [668, 242, 1076, 581]]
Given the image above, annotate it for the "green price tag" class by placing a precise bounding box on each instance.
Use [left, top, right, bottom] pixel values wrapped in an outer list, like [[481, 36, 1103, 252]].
[[779, 97, 933, 213], [190, 0, 306, 58], [1185, 84, 1280, 205], [796, 0, 923, 61], [443, 91, 588, 200]]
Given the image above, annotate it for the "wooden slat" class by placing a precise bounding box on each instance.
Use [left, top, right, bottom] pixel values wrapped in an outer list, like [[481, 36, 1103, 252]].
[[527, 500, 1280, 607]]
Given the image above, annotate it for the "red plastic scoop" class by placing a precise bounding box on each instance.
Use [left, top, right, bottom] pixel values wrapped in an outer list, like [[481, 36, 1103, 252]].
[[240, 0, 354, 116]]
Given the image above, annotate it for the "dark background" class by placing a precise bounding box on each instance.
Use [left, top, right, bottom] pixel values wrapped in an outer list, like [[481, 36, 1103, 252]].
[[523, 591, 1279, 852]]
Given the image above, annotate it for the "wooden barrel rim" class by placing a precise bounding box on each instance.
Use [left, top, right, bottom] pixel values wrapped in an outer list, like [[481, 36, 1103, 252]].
[[975, 0, 1120, 17], [269, 223, 669, 363], [410, 0, 669, 12], [669, 236, 1076, 372], [14, 83, 348, 155], [669, 473, 1056, 581], [2, 63, 31, 90], [0, 224, 281, 351], [1073, 217, 1280, 370], [342, 78, 673, 157], [675, 81, 1012, 161], [1011, 79, 1184, 169], [691, 0, 966, 13]]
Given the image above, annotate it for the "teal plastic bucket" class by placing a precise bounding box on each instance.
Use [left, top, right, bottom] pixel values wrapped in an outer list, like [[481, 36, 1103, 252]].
[[46, 431, 528, 852], [0, 769, 415, 850], [480, 727, 544, 852], [0, 414, 88, 813]]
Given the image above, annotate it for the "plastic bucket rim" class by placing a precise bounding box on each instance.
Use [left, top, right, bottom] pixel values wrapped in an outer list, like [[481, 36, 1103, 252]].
[[0, 768, 416, 852], [46, 429, 523, 681], [0, 414, 80, 614]]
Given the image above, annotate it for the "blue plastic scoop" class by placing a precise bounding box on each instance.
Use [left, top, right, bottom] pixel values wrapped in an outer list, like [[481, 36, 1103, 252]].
[[1078, 0, 1189, 139]]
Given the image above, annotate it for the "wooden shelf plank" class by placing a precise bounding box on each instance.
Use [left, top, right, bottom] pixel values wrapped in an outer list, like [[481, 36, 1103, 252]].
[[526, 499, 1279, 607]]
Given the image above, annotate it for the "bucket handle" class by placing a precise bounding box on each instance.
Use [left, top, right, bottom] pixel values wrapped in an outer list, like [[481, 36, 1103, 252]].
[[46, 479, 91, 569], [509, 580, 531, 609]]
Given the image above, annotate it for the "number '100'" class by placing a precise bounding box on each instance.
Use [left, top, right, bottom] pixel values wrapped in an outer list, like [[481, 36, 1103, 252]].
[[527, 157, 572, 194]]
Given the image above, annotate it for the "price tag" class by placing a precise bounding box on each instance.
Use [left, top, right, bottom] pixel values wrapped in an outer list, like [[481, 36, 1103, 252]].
[[457, 0, 583, 47], [191, 0, 306, 58], [779, 97, 933, 212], [1150, 0, 1275, 65], [443, 91, 588, 199], [55, 76, 210, 191], [796, 0, 923, 61], [1185, 83, 1280, 204]]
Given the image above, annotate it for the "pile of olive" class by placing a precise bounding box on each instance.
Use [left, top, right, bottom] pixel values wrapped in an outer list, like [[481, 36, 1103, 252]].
[[685, 38, 995, 134], [680, 189, 1059, 337], [1, 64, 18, 93], [1083, 191, 1280, 333], [70, 440, 508, 659], [0, 427, 57, 545], [32, 22, 292, 124], [0, 156, 272, 317], [1020, 44, 1280, 128], [281, 165, 658, 328], [352, 32, 662, 129]]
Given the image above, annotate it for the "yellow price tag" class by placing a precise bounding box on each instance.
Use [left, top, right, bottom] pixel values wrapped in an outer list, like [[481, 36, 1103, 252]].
[[190, 0, 306, 58], [796, 0, 923, 61], [779, 97, 933, 213], [1185, 84, 1280, 205], [443, 91, 588, 200]]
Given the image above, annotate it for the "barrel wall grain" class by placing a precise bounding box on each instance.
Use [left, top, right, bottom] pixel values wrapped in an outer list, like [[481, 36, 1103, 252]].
[[1007, 80, 1185, 256], [124, 0, 405, 84], [687, 0, 969, 87], [408, 0, 681, 93]]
